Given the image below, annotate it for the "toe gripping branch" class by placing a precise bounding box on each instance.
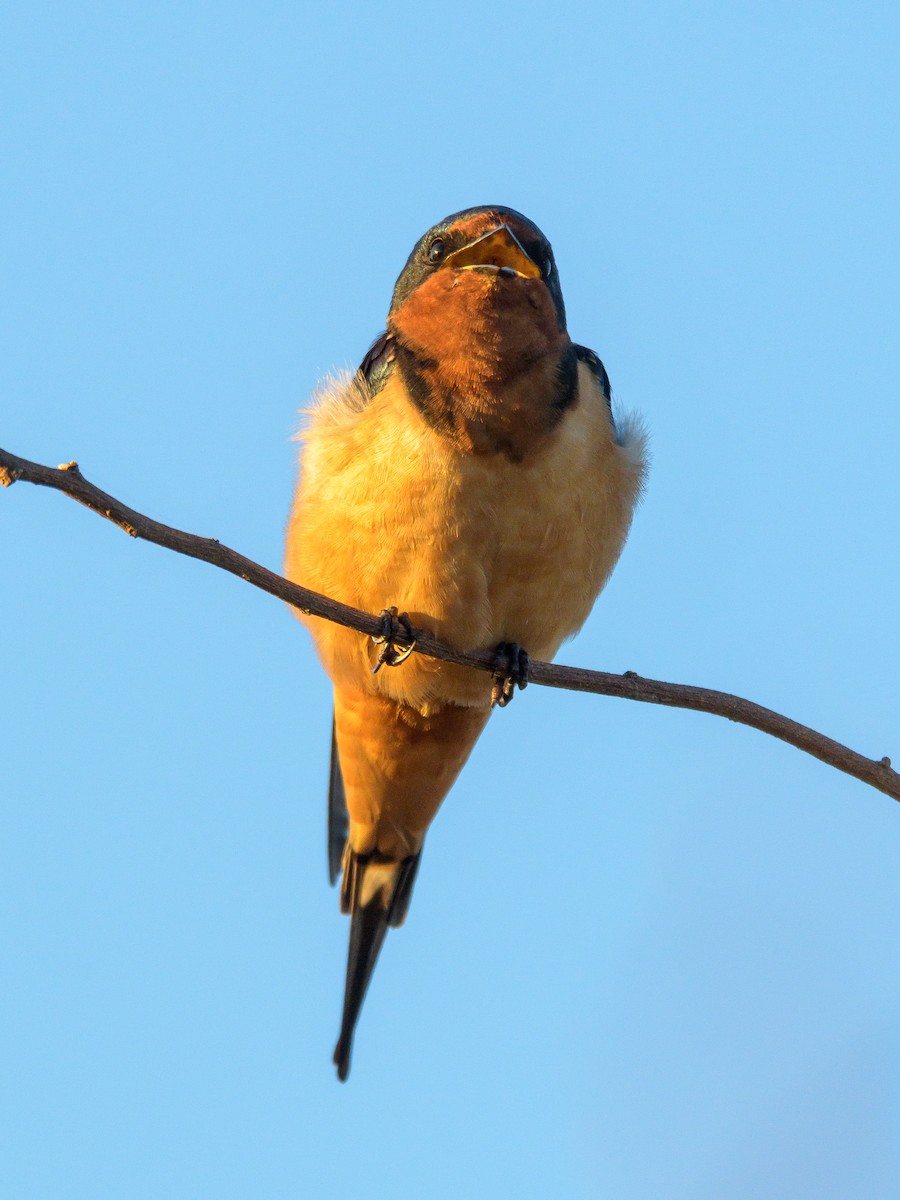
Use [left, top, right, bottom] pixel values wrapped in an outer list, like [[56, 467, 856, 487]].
[[491, 642, 530, 709], [371, 607, 417, 673]]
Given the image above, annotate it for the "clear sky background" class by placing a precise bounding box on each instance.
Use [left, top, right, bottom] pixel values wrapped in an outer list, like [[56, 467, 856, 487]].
[[3, 3, 899, 1197]]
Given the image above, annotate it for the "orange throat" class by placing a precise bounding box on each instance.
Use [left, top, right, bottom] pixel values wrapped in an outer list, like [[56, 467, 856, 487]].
[[389, 269, 572, 460]]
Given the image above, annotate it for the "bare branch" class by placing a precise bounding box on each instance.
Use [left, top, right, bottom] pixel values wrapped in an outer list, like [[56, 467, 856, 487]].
[[3, 444, 897, 803]]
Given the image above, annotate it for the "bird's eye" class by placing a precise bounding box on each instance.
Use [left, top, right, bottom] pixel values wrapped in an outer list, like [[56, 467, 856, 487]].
[[427, 238, 445, 264], [544, 258, 554, 279]]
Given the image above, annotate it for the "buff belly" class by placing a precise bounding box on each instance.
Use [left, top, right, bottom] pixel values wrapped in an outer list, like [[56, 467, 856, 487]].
[[286, 364, 643, 713]]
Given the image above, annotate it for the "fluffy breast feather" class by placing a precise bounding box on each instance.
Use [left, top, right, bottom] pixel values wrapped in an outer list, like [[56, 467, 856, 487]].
[[285, 363, 647, 712]]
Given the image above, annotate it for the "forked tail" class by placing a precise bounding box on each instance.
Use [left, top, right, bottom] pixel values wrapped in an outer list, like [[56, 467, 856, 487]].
[[333, 849, 421, 1081]]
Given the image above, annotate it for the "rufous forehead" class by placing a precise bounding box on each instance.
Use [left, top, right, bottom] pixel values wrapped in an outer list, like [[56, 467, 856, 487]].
[[448, 212, 515, 241]]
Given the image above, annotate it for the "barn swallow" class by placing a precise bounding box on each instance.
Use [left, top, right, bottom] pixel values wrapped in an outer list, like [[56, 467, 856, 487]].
[[285, 206, 647, 1080]]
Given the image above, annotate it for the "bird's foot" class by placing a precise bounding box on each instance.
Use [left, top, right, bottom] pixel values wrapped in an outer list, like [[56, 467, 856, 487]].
[[491, 642, 530, 708], [371, 607, 417, 673]]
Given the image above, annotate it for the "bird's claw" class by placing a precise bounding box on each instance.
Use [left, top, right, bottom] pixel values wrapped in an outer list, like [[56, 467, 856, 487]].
[[491, 642, 530, 708], [371, 607, 417, 673]]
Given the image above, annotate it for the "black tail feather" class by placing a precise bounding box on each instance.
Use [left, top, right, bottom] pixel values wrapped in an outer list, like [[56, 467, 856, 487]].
[[333, 900, 390, 1081], [387, 851, 422, 928], [332, 848, 422, 1081]]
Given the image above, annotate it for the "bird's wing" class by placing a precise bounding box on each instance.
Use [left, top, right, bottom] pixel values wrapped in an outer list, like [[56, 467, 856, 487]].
[[356, 330, 396, 397], [573, 343, 612, 408], [327, 716, 349, 886]]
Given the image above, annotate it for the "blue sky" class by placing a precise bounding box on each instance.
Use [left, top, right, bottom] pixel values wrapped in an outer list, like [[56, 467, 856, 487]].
[[3, 2, 899, 1197]]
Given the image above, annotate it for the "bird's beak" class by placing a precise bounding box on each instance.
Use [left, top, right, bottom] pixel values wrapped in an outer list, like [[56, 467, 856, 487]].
[[444, 225, 542, 279]]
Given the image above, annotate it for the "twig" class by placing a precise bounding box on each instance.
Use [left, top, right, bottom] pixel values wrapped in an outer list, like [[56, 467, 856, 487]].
[[2, 445, 897, 803]]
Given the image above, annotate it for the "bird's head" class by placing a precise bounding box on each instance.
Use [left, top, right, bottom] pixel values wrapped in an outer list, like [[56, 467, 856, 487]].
[[387, 206, 568, 386]]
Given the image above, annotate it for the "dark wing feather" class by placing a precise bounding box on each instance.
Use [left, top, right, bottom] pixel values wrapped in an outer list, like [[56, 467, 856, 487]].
[[356, 331, 396, 397], [574, 343, 612, 409], [327, 717, 349, 886]]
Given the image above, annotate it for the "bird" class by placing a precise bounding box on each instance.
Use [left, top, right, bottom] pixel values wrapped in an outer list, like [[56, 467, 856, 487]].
[[284, 205, 647, 1080]]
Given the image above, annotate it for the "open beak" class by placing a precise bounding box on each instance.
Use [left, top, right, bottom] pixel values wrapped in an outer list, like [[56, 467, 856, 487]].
[[444, 225, 541, 279]]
